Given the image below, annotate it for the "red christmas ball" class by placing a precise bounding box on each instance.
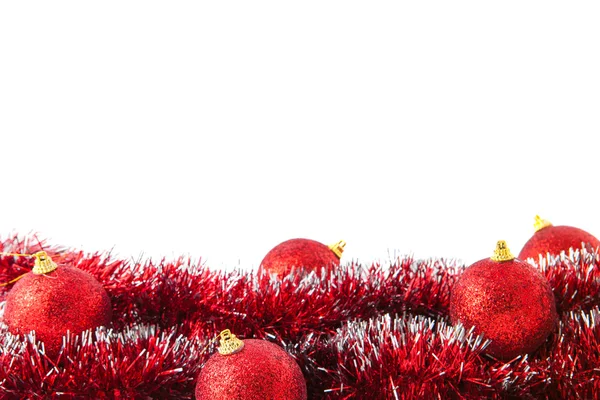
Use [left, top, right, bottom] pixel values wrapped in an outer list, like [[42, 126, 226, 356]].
[[3, 252, 112, 357], [519, 215, 600, 261], [259, 238, 345, 277], [449, 241, 557, 360], [195, 330, 307, 400]]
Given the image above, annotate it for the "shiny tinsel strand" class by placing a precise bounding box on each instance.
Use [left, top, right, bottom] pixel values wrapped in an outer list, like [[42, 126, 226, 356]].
[[484, 307, 600, 399], [1, 235, 600, 398], [0, 323, 209, 399], [49, 252, 460, 339], [292, 314, 493, 399], [532, 246, 600, 313]]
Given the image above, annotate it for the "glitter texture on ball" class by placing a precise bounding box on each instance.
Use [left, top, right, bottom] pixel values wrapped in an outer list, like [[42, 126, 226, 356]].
[[519, 215, 600, 261], [3, 252, 112, 357], [449, 241, 558, 360], [259, 238, 344, 277], [195, 330, 307, 400]]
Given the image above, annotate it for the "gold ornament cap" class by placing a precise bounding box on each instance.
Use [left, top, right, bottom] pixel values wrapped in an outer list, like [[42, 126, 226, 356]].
[[33, 251, 58, 274], [534, 215, 553, 232], [328, 240, 346, 259], [217, 329, 245, 355], [490, 240, 515, 262]]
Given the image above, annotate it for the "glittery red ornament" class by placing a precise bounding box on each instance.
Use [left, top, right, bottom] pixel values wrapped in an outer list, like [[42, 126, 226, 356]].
[[3, 252, 112, 357], [519, 215, 600, 261], [195, 330, 307, 400], [259, 238, 345, 277], [449, 241, 557, 360]]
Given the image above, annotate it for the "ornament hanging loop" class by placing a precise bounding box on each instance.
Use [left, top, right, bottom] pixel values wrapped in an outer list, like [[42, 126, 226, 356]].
[[217, 329, 245, 355], [328, 240, 346, 259], [0, 250, 58, 286], [0, 274, 27, 286], [491, 240, 515, 262], [32, 251, 58, 274], [534, 215, 553, 232]]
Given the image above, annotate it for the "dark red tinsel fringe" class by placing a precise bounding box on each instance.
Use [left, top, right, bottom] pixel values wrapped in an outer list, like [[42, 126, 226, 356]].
[[1, 234, 600, 399]]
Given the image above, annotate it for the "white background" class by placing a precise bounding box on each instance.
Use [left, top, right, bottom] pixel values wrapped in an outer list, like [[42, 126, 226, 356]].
[[1, 2, 598, 269]]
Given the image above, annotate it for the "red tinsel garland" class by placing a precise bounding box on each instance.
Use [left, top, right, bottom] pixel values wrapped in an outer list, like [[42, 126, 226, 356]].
[[1, 234, 600, 399]]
